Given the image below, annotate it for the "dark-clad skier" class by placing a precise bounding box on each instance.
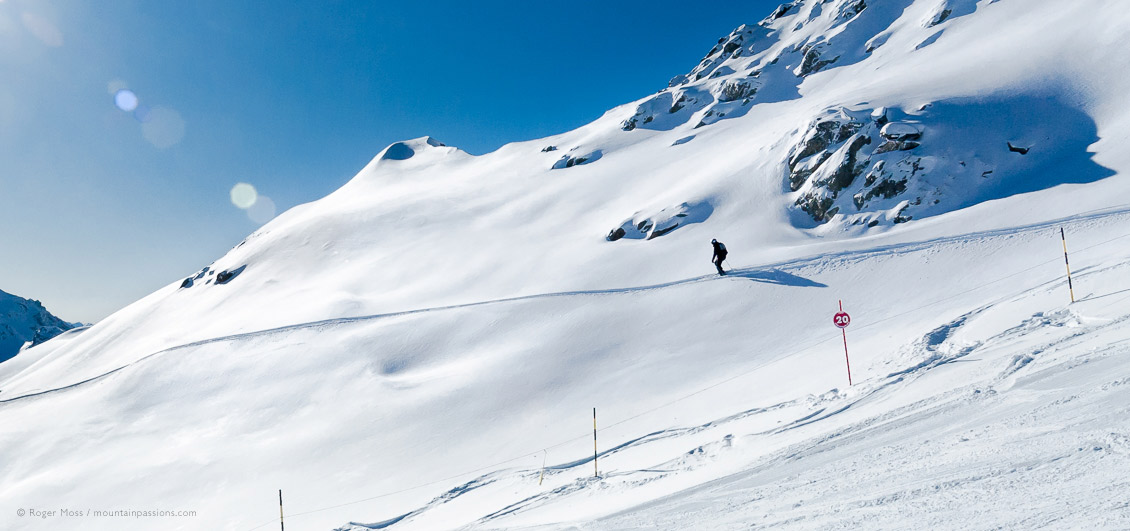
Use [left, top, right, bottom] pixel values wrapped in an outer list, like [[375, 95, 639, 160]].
[[711, 239, 728, 275]]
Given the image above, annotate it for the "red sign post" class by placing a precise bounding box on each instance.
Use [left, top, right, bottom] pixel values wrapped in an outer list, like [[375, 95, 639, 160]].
[[834, 300, 853, 386]]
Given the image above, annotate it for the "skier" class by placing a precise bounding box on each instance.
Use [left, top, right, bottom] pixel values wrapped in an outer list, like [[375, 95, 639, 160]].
[[711, 239, 728, 275]]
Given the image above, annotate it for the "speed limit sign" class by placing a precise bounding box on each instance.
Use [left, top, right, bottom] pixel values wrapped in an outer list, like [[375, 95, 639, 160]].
[[835, 300, 853, 386]]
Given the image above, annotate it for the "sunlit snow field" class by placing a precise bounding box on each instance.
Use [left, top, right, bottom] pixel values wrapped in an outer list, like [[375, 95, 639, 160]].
[[4, 0, 1130, 529]]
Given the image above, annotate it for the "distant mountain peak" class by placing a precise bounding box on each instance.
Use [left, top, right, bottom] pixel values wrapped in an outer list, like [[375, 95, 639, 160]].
[[0, 289, 78, 363]]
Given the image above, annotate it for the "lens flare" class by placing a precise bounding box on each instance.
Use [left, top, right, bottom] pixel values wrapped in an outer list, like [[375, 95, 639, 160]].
[[107, 79, 128, 95], [247, 196, 277, 224], [21, 13, 63, 47], [141, 106, 186, 149], [133, 105, 152, 123], [230, 183, 257, 209], [114, 89, 138, 112]]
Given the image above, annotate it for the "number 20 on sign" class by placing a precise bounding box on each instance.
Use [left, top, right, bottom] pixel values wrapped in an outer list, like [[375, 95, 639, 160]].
[[834, 300, 853, 386]]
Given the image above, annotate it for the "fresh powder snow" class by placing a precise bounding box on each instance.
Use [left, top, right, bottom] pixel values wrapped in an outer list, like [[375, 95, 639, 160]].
[[3, 0, 1130, 530]]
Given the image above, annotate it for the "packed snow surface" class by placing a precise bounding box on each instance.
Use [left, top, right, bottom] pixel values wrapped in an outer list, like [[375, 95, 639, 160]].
[[4, 0, 1130, 529]]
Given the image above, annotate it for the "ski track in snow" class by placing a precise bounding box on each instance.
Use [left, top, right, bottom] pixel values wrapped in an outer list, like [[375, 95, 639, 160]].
[[569, 307, 1130, 528], [340, 300, 1130, 530], [330, 222, 1130, 529], [9, 1, 1130, 526], [581, 345, 1130, 530], [5, 207, 1128, 407], [7, 208, 1130, 530], [465, 305, 1130, 530], [5, 201, 1130, 531]]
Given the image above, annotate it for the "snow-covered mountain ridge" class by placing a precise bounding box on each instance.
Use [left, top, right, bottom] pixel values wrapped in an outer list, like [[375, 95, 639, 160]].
[[0, 289, 78, 364], [3, 0, 1130, 529], [622, 0, 1114, 226]]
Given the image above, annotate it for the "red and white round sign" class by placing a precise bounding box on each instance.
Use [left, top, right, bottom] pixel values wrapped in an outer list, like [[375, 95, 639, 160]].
[[833, 311, 851, 328]]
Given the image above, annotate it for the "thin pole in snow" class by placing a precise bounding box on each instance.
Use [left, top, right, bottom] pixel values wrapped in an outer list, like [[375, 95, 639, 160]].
[[839, 300, 853, 386], [1061, 228, 1076, 303], [278, 489, 285, 531], [539, 450, 547, 486], [593, 408, 599, 478]]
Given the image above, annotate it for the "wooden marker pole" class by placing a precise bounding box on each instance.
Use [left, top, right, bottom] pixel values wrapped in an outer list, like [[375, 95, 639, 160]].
[[539, 450, 547, 486], [1061, 228, 1075, 303], [593, 408, 599, 478], [278, 489, 285, 531]]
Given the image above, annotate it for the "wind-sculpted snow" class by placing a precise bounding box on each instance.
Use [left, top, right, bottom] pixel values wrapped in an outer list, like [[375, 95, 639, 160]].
[[378, 136, 446, 162], [6, 207, 1130, 531], [5, 0, 1130, 529], [333, 249, 1130, 530]]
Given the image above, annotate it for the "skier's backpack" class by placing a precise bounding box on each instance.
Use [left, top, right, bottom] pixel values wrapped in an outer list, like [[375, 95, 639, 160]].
[[717, 242, 728, 260]]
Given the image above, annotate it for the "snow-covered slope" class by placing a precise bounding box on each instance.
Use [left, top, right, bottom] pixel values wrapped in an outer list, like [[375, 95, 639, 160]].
[[3, 1, 1130, 529], [0, 289, 78, 364]]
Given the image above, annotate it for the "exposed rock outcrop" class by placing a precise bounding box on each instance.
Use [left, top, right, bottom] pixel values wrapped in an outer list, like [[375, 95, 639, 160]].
[[880, 122, 922, 140], [552, 150, 604, 169], [619, 0, 914, 135], [216, 265, 247, 285], [606, 201, 714, 241], [796, 44, 839, 77], [787, 106, 937, 225], [718, 81, 757, 102]]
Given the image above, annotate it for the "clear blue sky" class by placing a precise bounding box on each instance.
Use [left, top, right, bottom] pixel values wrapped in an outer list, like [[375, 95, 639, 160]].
[[1, 0, 778, 323]]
